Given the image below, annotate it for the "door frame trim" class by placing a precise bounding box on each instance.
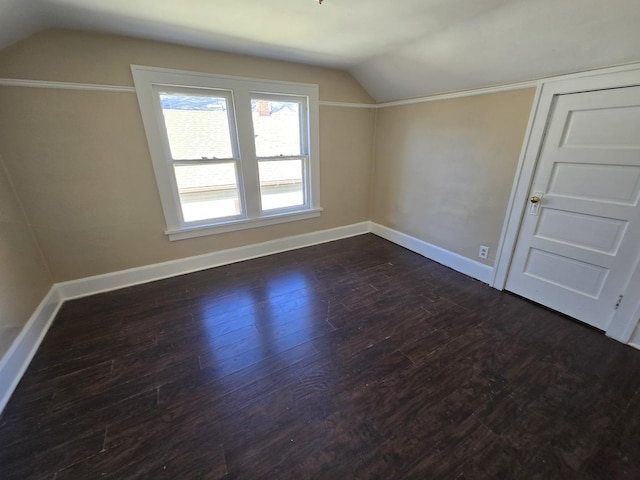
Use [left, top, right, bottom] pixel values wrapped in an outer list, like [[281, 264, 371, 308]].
[[492, 63, 640, 343]]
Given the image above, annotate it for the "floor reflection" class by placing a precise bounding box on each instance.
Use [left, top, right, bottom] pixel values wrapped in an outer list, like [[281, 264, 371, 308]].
[[198, 270, 319, 374]]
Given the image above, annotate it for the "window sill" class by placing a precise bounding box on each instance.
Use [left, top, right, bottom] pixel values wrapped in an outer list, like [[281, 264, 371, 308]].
[[165, 207, 323, 241]]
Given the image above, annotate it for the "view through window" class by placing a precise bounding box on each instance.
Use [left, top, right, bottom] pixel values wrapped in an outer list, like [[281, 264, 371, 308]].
[[252, 98, 305, 211], [160, 92, 241, 222], [132, 66, 320, 239]]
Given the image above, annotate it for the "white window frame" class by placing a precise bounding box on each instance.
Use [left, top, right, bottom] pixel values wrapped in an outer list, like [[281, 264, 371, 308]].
[[131, 65, 322, 241], [251, 92, 310, 214]]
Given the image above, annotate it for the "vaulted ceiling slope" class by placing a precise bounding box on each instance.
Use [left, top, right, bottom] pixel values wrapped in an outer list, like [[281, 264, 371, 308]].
[[2, 0, 640, 102]]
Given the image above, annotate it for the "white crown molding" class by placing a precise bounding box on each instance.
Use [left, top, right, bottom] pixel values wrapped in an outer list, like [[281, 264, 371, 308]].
[[0, 76, 540, 107], [376, 63, 640, 108], [319, 101, 377, 109], [376, 80, 541, 108], [5, 61, 640, 415], [0, 78, 137, 93], [3, 62, 640, 108], [0, 77, 377, 108]]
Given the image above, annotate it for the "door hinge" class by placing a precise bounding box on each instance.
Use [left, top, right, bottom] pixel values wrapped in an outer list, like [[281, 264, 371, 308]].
[[615, 295, 624, 310]]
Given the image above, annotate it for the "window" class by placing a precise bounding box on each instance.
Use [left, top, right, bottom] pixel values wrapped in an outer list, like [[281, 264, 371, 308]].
[[131, 66, 321, 240]]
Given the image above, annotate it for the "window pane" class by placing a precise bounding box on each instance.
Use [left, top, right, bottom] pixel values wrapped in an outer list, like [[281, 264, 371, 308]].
[[251, 99, 302, 157], [174, 163, 240, 222], [160, 93, 233, 160], [259, 160, 304, 211]]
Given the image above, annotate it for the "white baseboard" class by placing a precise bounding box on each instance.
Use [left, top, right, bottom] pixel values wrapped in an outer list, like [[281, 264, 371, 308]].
[[369, 222, 494, 284], [0, 286, 62, 413], [0, 222, 369, 414], [56, 222, 371, 300], [1, 219, 497, 414]]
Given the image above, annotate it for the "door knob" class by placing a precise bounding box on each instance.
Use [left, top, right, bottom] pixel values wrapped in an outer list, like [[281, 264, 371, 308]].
[[530, 196, 541, 203]]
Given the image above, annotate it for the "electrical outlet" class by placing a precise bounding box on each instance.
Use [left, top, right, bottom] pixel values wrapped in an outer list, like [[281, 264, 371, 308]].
[[478, 245, 489, 259]]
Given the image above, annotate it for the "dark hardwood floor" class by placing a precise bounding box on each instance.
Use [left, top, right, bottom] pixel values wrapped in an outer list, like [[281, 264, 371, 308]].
[[1, 234, 639, 479]]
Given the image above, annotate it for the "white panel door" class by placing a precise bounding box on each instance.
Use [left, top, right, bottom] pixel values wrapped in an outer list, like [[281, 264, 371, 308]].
[[506, 86, 640, 330]]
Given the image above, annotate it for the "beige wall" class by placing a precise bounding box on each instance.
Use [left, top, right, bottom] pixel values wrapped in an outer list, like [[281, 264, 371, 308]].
[[0, 30, 376, 282], [0, 154, 51, 339], [0, 29, 536, 290], [0, 29, 373, 104], [371, 89, 536, 265]]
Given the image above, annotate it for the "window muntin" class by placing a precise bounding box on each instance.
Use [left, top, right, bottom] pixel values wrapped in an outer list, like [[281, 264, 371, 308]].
[[131, 66, 321, 240]]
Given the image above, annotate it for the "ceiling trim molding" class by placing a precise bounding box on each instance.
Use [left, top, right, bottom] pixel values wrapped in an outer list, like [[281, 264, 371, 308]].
[[375, 62, 640, 108], [0, 78, 137, 93], [376, 80, 541, 108], [4, 62, 640, 107], [0, 77, 377, 108], [319, 101, 377, 109], [1, 75, 540, 108]]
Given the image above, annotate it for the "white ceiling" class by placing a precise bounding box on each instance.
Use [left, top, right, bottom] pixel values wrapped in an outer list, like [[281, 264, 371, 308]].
[[2, 0, 640, 102]]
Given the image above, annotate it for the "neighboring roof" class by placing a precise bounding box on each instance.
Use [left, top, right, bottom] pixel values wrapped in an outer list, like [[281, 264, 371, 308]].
[[1, 0, 640, 102]]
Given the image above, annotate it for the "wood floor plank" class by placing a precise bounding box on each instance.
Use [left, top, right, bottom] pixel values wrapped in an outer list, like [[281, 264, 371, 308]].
[[1, 234, 639, 479]]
